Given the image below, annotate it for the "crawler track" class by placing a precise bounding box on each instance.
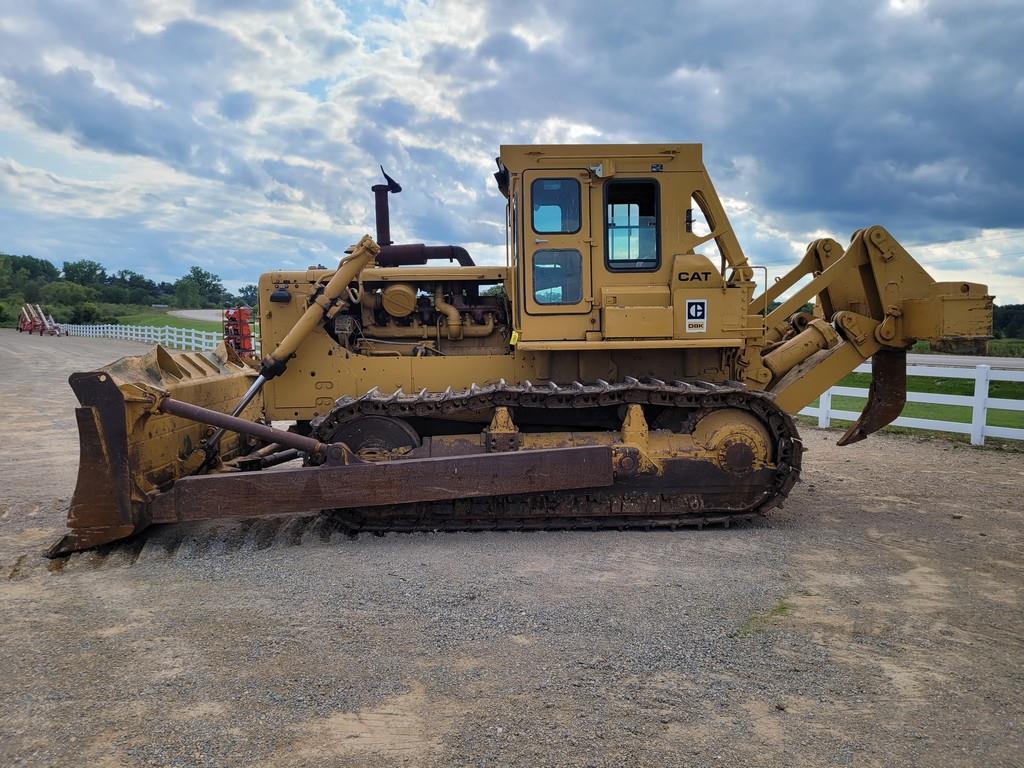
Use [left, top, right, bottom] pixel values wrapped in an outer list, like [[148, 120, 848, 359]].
[[314, 378, 803, 531]]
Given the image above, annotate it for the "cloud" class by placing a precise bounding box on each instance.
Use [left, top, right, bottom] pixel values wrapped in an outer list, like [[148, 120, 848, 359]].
[[195, 0, 300, 12], [0, 0, 1021, 303], [218, 91, 258, 121], [10, 65, 196, 164]]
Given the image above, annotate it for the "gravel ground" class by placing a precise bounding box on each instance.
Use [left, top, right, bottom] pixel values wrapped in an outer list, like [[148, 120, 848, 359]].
[[1, 328, 1022, 767]]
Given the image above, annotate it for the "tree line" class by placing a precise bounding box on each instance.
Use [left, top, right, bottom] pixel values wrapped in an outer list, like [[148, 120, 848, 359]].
[[0, 253, 258, 325], [994, 304, 1024, 339]]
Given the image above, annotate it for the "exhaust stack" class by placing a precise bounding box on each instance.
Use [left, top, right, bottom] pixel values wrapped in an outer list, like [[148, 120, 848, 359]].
[[370, 165, 476, 267], [371, 166, 401, 247]]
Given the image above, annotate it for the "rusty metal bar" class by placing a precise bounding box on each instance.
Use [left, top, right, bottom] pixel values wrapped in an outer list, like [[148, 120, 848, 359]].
[[156, 394, 330, 459], [204, 373, 267, 456], [253, 441, 284, 458], [257, 448, 301, 467], [149, 446, 614, 523]]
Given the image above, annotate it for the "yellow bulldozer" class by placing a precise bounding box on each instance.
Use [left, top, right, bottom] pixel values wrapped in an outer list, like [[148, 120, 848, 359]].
[[49, 144, 993, 556]]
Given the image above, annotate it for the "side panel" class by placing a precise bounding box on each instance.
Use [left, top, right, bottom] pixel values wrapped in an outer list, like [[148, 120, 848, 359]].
[[263, 330, 554, 420]]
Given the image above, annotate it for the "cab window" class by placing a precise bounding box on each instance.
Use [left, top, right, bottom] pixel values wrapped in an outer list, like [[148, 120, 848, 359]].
[[531, 178, 581, 234], [606, 180, 659, 270], [533, 249, 583, 304]]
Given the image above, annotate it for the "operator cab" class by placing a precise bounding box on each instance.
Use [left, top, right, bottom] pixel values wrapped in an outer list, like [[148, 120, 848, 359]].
[[495, 144, 758, 348]]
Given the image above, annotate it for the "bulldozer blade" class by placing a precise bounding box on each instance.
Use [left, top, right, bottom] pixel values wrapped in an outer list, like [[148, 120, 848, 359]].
[[46, 399, 139, 557], [50, 344, 261, 557], [837, 348, 907, 446]]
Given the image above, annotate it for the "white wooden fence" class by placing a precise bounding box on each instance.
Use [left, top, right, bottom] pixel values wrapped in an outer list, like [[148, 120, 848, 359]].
[[62, 323, 225, 353], [801, 362, 1024, 446]]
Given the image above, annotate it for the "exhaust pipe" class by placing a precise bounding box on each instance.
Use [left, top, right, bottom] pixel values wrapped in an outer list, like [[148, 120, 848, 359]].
[[370, 166, 476, 266], [372, 166, 401, 247]]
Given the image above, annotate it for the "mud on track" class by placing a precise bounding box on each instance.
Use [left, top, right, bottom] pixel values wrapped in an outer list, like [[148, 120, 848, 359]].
[[1, 328, 1022, 767]]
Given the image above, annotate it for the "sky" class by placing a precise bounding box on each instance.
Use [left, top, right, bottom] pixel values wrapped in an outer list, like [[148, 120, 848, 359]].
[[0, 0, 1022, 302]]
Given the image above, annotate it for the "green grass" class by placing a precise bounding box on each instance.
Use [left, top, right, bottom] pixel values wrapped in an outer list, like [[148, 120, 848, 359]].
[[845, 370, 1024, 398], [114, 307, 223, 332], [988, 339, 1024, 357], [912, 338, 1024, 357], [115, 307, 261, 336], [735, 597, 793, 637], [832, 372, 1024, 430], [802, 371, 1024, 447]]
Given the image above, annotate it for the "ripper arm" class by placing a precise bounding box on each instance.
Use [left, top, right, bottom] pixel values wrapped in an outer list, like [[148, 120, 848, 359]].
[[748, 226, 991, 443]]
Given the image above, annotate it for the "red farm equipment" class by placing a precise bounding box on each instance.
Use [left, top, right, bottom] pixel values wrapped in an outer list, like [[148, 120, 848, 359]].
[[18, 304, 61, 336], [223, 306, 255, 359]]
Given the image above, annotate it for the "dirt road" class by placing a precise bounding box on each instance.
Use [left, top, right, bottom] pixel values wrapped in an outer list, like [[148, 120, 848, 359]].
[[169, 309, 224, 322], [1, 328, 1021, 767], [906, 352, 1024, 370]]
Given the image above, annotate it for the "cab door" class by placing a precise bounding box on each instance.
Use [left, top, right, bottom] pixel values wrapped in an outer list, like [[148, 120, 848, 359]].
[[521, 169, 595, 340]]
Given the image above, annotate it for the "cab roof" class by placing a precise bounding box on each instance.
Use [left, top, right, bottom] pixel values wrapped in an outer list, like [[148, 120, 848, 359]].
[[497, 143, 702, 174]]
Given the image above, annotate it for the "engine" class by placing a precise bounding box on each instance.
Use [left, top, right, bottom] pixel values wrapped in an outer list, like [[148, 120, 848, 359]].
[[329, 279, 511, 356]]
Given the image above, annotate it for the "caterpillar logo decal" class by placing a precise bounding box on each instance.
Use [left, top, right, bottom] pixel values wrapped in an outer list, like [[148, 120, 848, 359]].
[[678, 271, 712, 281], [685, 299, 707, 333]]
